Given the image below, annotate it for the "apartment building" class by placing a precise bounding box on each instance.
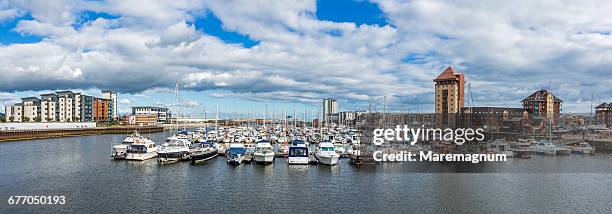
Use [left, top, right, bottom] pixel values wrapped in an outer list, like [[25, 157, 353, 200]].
[[4, 90, 115, 123]]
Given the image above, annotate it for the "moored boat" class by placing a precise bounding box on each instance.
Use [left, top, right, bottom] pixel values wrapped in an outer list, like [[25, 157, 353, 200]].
[[111, 132, 145, 159], [227, 143, 246, 165], [315, 141, 340, 166], [125, 139, 158, 161], [158, 135, 191, 163], [190, 141, 219, 163], [532, 140, 557, 155], [571, 141, 596, 154], [288, 140, 309, 165], [254, 141, 274, 165]]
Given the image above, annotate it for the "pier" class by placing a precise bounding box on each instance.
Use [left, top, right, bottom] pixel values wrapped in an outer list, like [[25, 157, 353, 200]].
[[0, 126, 164, 142]]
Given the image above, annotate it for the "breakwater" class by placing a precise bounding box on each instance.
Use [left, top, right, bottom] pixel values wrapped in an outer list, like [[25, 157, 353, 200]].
[[0, 126, 164, 142]]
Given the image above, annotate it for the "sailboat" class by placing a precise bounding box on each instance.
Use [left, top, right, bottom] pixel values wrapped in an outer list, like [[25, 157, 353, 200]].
[[158, 81, 192, 163]]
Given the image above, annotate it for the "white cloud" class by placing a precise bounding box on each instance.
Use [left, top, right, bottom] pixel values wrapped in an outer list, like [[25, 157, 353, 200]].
[[0, 0, 610, 112], [119, 98, 130, 104]]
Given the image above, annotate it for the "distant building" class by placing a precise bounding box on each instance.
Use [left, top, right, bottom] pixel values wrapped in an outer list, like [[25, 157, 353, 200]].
[[93, 97, 113, 122], [40, 93, 58, 122], [5, 104, 23, 122], [102, 90, 118, 120], [521, 89, 562, 116], [5, 90, 115, 123], [131, 106, 170, 124], [80, 95, 94, 122], [458, 107, 525, 131], [434, 66, 465, 114], [21, 97, 40, 122], [55, 91, 80, 122], [596, 103, 612, 127], [323, 98, 338, 123], [123, 115, 158, 126]]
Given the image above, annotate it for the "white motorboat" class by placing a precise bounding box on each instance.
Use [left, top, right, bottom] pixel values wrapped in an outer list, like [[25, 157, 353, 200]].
[[333, 143, 347, 157], [125, 138, 158, 161], [254, 141, 274, 165], [571, 142, 595, 154], [532, 140, 557, 155], [315, 141, 340, 166], [275, 142, 289, 157], [487, 139, 514, 157], [111, 132, 144, 159], [288, 140, 309, 165], [157, 135, 191, 163], [227, 143, 246, 165]]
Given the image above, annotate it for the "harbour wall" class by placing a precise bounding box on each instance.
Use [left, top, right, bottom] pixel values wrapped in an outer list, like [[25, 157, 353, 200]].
[[0, 126, 164, 142]]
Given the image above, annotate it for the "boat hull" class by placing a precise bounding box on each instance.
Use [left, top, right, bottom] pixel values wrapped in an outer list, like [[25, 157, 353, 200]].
[[254, 154, 274, 165], [158, 151, 190, 163], [111, 146, 128, 159], [227, 156, 245, 165], [191, 152, 218, 163], [125, 152, 158, 161], [287, 156, 309, 165], [315, 154, 339, 166]]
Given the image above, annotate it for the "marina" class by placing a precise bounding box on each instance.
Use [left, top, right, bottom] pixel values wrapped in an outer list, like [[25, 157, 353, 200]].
[[1, 132, 612, 213]]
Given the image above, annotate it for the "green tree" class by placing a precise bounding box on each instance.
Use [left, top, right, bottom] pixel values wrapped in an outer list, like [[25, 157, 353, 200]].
[[9, 116, 14, 122], [35, 116, 42, 122]]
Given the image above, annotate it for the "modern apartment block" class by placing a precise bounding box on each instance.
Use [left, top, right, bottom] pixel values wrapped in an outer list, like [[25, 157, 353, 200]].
[[5, 104, 23, 122], [93, 97, 113, 122], [21, 97, 41, 122], [80, 95, 94, 122], [102, 90, 118, 120], [322, 98, 338, 123], [56, 91, 79, 122], [4, 90, 115, 123], [40, 93, 58, 122], [131, 106, 170, 124], [434, 66, 465, 114]]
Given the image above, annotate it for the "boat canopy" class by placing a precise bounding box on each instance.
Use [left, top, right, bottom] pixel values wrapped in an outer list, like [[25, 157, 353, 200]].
[[289, 146, 308, 157]]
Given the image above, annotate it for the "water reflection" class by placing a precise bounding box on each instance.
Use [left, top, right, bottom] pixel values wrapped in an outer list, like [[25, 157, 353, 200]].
[[1, 133, 612, 213]]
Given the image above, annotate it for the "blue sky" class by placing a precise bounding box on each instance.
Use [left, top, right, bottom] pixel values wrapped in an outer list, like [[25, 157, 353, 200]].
[[1, 0, 611, 116]]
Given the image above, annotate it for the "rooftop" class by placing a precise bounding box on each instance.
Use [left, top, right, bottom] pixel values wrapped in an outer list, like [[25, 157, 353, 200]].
[[521, 89, 563, 103], [132, 106, 169, 110], [433, 66, 461, 81], [21, 97, 40, 102], [596, 103, 612, 109]]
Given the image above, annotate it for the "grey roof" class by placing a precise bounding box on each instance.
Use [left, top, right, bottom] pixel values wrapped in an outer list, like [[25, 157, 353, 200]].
[[596, 103, 612, 109], [521, 90, 563, 103], [55, 90, 74, 95], [21, 97, 40, 102]]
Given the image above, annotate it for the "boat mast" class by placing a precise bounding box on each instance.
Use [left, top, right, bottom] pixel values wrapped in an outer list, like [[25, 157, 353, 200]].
[[174, 80, 179, 134], [215, 103, 219, 139]]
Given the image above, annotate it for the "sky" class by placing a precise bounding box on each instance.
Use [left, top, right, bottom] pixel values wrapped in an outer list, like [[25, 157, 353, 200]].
[[0, 0, 611, 117]]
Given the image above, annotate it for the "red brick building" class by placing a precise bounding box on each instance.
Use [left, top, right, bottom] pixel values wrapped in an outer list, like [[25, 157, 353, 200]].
[[596, 103, 612, 127], [433, 66, 465, 114], [521, 90, 562, 115]]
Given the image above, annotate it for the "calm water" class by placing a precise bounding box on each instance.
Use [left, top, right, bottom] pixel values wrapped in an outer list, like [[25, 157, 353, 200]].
[[1, 132, 612, 213]]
